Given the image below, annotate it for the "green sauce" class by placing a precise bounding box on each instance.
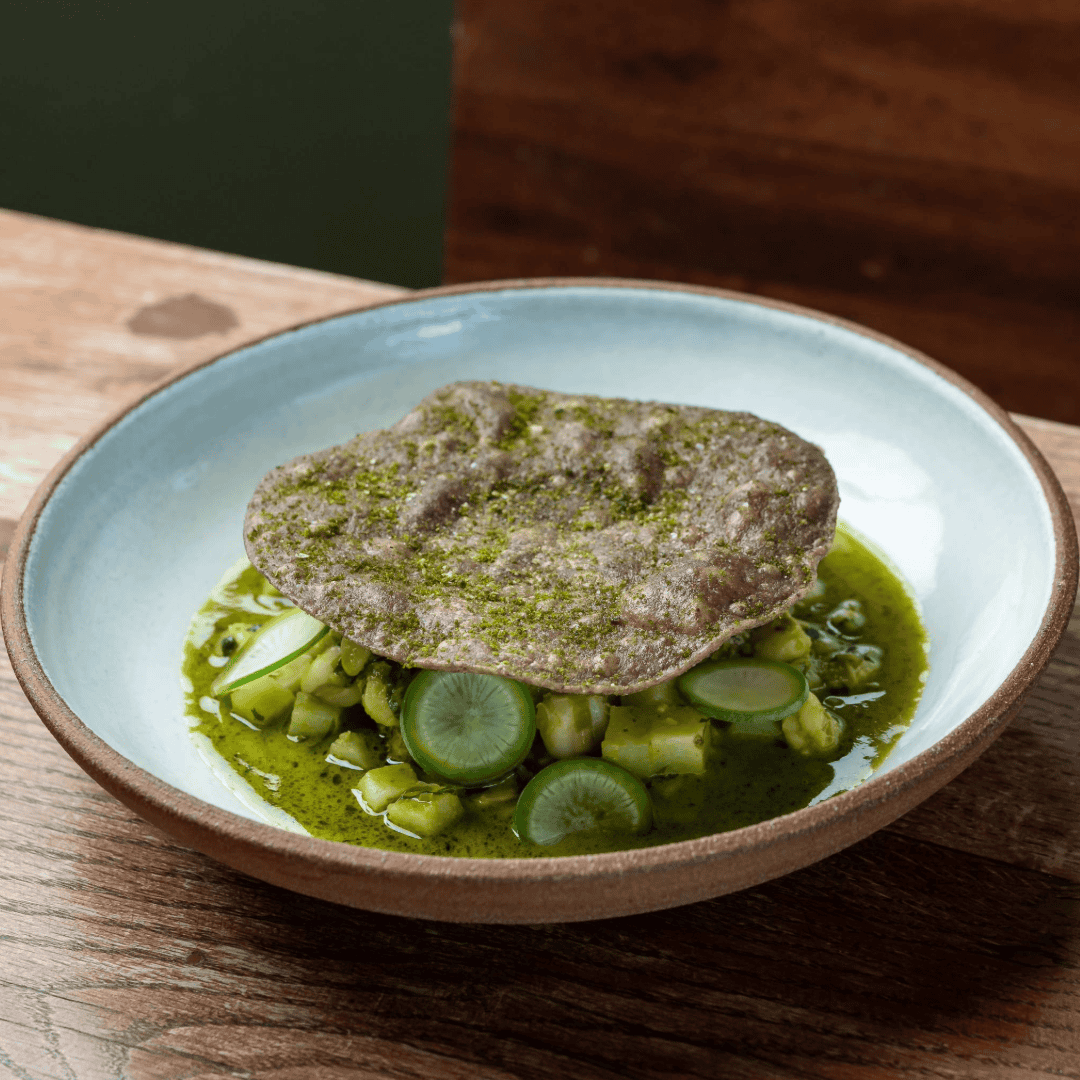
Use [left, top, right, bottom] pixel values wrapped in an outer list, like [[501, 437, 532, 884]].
[[182, 524, 927, 857]]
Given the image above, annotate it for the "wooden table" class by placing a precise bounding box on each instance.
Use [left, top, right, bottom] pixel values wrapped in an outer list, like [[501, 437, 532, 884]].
[[3, 208, 1080, 1080]]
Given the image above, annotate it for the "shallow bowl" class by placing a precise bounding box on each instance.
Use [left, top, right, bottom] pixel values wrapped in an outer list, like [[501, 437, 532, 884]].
[[3, 279, 1076, 922]]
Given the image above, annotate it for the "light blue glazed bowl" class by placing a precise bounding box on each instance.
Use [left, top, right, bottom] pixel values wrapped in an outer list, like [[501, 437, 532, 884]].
[[4, 280, 1075, 922]]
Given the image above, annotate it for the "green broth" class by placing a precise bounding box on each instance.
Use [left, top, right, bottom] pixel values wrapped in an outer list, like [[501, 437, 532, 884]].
[[182, 524, 927, 857]]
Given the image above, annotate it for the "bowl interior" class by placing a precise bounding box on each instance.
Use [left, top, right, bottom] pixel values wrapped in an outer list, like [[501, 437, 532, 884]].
[[22, 285, 1056, 826]]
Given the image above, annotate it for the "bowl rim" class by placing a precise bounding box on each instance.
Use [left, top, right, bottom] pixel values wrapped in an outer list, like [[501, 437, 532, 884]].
[[3, 276, 1077, 904]]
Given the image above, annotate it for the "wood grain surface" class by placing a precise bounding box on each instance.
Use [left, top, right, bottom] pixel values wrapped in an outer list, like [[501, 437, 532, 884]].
[[446, 0, 1080, 425], [3, 209, 1080, 1079], [0, 209, 406, 526]]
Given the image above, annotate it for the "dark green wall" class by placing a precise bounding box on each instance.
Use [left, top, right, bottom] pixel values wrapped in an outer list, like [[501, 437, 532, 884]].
[[0, 1, 454, 287]]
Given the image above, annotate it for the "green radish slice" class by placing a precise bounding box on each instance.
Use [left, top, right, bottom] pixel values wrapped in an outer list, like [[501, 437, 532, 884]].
[[401, 671, 535, 784], [212, 608, 328, 696], [514, 758, 652, 846], [676, 658, 808, 724]]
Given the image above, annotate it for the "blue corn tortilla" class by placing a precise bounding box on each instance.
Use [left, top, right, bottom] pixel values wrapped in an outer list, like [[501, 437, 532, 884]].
[[244, 382, 838, 695]]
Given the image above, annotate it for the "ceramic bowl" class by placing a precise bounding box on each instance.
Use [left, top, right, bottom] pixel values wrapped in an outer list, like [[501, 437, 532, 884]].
[[3, 280, 1075, 923]]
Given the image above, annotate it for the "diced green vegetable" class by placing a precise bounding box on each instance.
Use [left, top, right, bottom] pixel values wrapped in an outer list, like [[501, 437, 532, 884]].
[[326, 729, 383, 770], [782, 693, 843, 756], [340, 638, 372, 677], [751, 614, 812, 665], [224, 643, 314, 725], [227, 676, 294, 727], [805, 625, 843, 656], [621, 681, 684, 709], [314, 683, 364, 708], [820, 645, 883, 691], [724, 715, 783, 740], [287, 691, 342, 740], [587, 696, 610, 739], [361, 662, 401, 727], [828, 599, 866, 634], [300, 645, 346, 695], [535, 694, 608, 759], [266, 651, 314, 695], [601, 707, 652, 778], [514, 758, 652, 846], [356, 762, 418, 812], [401, 670, 536, 784], [466, 776, 518, 811], [386, 784, 465, 837], [707, 630, 753, 663], [386, 727, 412, 763], [601, 704, 713, 780]]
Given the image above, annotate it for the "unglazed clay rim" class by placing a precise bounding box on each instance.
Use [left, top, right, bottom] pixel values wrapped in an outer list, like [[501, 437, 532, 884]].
[[4, 278, 1077, 918]]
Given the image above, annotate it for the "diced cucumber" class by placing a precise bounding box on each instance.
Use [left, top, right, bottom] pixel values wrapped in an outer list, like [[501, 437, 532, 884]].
[[808, 626, 845, 657], [267, 651, 314, 695], [535, 694, 607, 759], [601, 706, 651, 777], [327, 729, 384, 770], [224, 646, 314, 724], [300, 645, 346, 694], [386, 727, 412, 763], [827, 599, 866, 634], [820, 645, 883, 691], [724, 714, 783, 740], [362, 662, 400, 727], [587, 696, 610, 739], [340, 638, 371, 677], [386, 784, 465, 837], [649, 710, 715, 774], [212, 608, 328, 696], [315, 683, 364, 708], [782, 693, 843, 757], [466, 776, 518, 811], [601, 705, 713, 779], [300, 639, 362, 708], [227, 677, 295, 727], [621, 681, 684, 709], [287, 692, 342, 741], [355, 762, 418, 812], [751, 615, 812, 665]]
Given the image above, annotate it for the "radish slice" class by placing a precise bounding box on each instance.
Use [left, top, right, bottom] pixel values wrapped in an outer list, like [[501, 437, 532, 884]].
[[211, 608, 328, 696], [677, 658, 808, 724], [514, 758, 652, 846], [401, 670, 535, 784]]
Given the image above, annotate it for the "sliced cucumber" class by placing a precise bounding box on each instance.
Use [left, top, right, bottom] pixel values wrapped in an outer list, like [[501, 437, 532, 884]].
[[514, 758, 652, 846], [340, 638, 372, 677], [400, 670, 535, 784], [287, 692, 342, 741], [535, 694, 607, 759], [211, 608, 328, 697], [386, 785, 465, 838], [677, 658, 808, 724]]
